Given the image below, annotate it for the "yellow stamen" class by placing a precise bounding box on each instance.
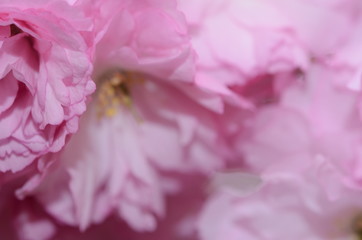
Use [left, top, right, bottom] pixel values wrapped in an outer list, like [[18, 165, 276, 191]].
[[96, 70, 143, 119]]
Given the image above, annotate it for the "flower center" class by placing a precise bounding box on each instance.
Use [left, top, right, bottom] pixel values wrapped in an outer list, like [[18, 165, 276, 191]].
[[96, 70, 142, 118]]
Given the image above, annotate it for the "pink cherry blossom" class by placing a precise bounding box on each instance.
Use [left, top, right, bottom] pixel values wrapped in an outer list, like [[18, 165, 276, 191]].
[[18, 0, 234, 233], [178, 0, 309, 111], [93, 0, 195, 83], [0, 1, 95, 173], [29, 73, 232, 232], [178, 0, 362, 111], [1, 0, 360, 239], [260, 0, 362, 90], [241, 65, 362, 197], [198, 170, 362, 240], [21, 174, 207, 240]]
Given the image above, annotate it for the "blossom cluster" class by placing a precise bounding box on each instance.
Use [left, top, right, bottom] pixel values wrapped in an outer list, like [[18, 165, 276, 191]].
[[1, 0, 362, 239]]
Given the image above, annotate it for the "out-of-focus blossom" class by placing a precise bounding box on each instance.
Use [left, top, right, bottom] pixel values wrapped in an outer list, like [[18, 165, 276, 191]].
[[240, 65, 362, 197], [0, 178, 57, 240], [178, 0, 362, 110], [30, 71, 230, 232], [0, 1, 95, 173], [178, 0, 309, 111], [19, 0, 234, 233], [14, 199, 56, 240], [198, 171, 362, 240], [260, 0, 362, 90], [33, 174, 207, 240]]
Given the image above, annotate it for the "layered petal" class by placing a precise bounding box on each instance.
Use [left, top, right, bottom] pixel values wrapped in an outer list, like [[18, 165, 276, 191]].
[[0, 2, 95, 173]]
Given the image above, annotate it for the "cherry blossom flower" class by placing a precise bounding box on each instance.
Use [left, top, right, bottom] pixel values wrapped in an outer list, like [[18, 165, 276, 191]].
[[0, 0, 95, 173]]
